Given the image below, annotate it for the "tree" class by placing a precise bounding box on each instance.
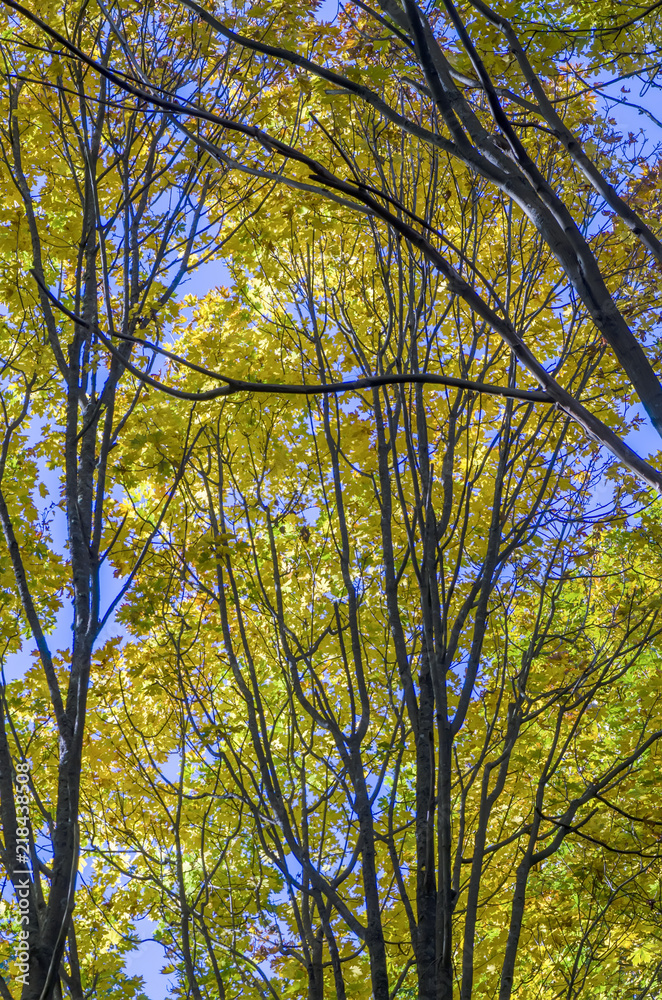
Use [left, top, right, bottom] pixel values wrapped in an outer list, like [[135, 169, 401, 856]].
[[5, 0, 662, 481], [77, 157, 662, 1000], [1, 1, 662, 999], [0, 5, 254, 996]]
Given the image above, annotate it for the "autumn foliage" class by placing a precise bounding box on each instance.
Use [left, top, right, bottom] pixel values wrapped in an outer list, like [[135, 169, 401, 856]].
[[0, 1, 662, 999]]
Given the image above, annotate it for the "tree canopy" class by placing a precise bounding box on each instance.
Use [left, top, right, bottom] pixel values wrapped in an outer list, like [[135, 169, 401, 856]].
[[0, 1, 662, 999]]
